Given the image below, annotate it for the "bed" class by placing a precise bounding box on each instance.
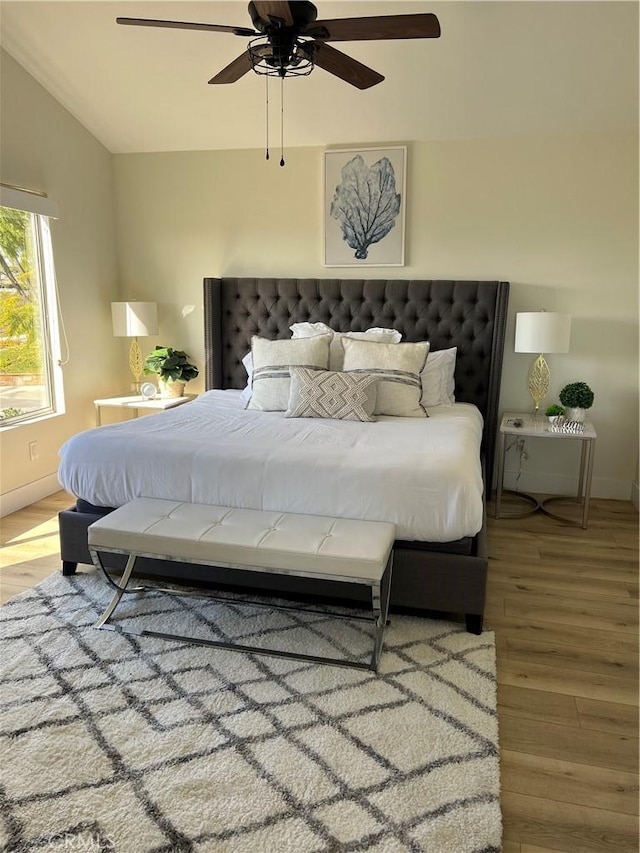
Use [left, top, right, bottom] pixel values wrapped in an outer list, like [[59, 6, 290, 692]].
[[58, 277, 509, 633]]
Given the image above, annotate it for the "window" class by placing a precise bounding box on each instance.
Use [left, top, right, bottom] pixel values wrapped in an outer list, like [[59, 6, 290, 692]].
[[0, 190, 63, 426]]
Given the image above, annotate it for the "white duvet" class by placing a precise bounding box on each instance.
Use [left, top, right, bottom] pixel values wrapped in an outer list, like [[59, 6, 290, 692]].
[[58, 390, 484, 542]]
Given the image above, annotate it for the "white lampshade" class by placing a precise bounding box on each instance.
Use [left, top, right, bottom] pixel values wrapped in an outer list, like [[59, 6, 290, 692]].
[[515, 312, 571, 354], [111, 301, 158, 338]]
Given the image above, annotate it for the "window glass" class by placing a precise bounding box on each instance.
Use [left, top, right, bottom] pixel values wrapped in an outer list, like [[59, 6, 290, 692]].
[[0, 205, 62, 425]]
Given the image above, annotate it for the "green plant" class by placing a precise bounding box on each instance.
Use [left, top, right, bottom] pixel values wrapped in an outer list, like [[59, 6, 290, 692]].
[[0, 407, 25, 420], [143, 346, 199, 384], [559, 382, 594, 410], [545, 404, 565, 417]]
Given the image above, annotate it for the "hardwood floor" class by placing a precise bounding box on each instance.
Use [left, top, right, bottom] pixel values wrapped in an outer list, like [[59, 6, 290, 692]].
[[487, 496, 639, 853], [1, 491, 638, 852]]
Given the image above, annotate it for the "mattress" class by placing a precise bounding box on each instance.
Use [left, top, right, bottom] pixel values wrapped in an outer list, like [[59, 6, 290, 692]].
[[58, 390, 484, 543]]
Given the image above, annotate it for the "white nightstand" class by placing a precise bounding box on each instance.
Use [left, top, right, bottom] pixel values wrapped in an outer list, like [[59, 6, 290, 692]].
[[94, 394, 197, 426], [495, 411, 597, 529]]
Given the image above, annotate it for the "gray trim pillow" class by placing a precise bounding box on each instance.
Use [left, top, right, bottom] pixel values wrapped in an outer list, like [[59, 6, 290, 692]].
[[248, 335, 331, 411], [342, 338, 430, 418], [286, 367, 378, 422]]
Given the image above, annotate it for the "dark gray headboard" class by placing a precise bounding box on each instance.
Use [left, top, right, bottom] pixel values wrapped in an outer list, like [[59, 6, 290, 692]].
[[203, 278, 509, 479]]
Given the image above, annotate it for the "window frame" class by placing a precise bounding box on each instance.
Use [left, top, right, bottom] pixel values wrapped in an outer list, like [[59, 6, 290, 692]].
[[0, 188, 64, 428]]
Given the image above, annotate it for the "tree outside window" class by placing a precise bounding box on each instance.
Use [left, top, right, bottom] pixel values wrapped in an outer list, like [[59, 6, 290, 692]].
[[0, 205, 60, 424]]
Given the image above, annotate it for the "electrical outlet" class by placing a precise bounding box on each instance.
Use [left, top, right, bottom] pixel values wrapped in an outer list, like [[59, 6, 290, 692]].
[[28, 441, 39, 461]]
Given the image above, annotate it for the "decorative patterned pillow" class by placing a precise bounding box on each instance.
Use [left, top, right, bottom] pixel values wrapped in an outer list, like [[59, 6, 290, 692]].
[[290, 322, 401, 370], [420, 347, 457, 407], [248, 335, 331, 411], [342, 338, 430, 418], [286, 367, 378, 422]]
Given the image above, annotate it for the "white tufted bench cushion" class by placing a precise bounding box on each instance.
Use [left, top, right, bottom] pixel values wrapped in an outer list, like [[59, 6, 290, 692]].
[[88, 498, 395, 582], [87, 498, 396, 671]]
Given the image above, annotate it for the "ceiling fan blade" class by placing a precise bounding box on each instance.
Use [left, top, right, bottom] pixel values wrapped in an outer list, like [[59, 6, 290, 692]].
[[251, 2, 295, 28], [116, 17, 256, 37], [309, 14, 440, 42], [208, 51, 254, 84], [303, 42, 383, 90]]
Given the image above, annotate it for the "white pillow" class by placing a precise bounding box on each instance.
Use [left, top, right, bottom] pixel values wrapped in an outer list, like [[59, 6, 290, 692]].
[[290, 322, 332, 338], [247, 335, 331, 411], [420, 347, 457, 407], [290, 322, 401, 371], [342, 338, 430, 418], [240, 351, 253, 404]]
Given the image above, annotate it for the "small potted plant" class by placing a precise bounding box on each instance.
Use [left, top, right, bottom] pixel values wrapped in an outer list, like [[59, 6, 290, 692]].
[[143, 346, 199, 398], [559, 381, 594, 423], [544, 403, 565, 425]]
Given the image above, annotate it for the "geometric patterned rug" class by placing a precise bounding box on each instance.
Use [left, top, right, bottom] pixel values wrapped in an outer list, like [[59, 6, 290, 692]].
[[0, 570, 501, 852]]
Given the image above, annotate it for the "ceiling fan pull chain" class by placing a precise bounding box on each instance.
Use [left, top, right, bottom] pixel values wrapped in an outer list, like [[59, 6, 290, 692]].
[[280, 76, 285, 167], [265, 75, 270, 160]]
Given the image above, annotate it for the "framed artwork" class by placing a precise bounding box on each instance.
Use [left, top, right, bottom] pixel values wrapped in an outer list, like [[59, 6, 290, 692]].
[[324, 145, 406, 267]]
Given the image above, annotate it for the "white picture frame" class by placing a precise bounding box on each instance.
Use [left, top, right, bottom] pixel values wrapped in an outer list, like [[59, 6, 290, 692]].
[[324, 146, 406, 267]]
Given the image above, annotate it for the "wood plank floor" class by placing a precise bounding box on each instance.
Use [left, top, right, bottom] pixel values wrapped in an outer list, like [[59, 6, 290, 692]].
[[1, 491, 638, 852], [487, 496, 639, 853]]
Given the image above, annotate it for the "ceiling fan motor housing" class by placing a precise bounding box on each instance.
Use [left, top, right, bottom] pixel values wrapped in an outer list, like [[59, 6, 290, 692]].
[[248, 1, 318, 33]]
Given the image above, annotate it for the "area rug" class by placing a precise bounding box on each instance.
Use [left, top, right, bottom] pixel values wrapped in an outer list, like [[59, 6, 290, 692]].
[[0, 570, 501, 852]]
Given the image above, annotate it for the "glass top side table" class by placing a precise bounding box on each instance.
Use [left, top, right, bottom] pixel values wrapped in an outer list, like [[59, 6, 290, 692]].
[[495, 412, 597, 529]]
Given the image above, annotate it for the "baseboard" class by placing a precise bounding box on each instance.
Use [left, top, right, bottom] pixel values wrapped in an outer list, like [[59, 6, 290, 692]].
[[503, 470, 634, 502], [0, 473, 61, 518]]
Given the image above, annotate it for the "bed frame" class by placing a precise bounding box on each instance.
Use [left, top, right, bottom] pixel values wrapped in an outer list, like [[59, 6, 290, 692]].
[[59, 277, 509, 634]]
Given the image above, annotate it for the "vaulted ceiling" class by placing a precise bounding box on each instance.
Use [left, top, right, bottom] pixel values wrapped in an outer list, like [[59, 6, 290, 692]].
[[1, 1, 637, 154]]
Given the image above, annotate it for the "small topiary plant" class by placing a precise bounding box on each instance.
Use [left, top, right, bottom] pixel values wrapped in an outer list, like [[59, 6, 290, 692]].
[[545, 404, 565, 417], [559, 382, 594, 410]]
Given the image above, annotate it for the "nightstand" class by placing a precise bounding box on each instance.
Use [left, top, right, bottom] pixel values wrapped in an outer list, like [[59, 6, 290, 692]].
[[94, 394, 197, 426], [495, 411, 596, 529]]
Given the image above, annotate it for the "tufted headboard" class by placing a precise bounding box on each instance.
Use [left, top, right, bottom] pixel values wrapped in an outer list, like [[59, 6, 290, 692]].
[[203, 278, 509, 480]]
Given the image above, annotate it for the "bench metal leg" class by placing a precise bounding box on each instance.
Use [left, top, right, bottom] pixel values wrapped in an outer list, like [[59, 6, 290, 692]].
[[106, 627, 380, 672], [371, 552, 393, 671], [90, 546, 394, 673], [93, 552, 138, 628]]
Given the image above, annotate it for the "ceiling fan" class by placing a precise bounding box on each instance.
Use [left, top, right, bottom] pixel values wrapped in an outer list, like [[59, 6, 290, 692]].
[[117, 1, 441, 90]]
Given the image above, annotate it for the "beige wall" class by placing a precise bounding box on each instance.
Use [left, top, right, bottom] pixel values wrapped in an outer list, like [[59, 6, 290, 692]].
[[0, 49, 121, 512], [113, 135, 638, 499]]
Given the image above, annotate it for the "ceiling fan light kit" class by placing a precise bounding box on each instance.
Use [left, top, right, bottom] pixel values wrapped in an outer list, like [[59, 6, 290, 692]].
[[248, 37, 314, 78], [116, 1, 440, 164]]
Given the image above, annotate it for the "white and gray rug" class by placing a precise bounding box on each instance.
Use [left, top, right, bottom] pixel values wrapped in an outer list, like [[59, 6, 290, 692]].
[[0, 570, 501, 852]]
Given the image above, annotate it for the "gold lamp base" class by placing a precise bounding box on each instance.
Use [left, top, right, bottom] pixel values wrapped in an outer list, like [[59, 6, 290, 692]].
[[129, 337, 144, 391], [527, 353, 550, 413]]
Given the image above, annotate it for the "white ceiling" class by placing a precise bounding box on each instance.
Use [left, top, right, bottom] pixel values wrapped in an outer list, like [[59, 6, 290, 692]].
[[1, 1, 637, 154]]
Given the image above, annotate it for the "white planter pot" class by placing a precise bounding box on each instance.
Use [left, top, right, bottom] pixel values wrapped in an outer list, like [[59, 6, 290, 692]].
[[565, 407, 586, 423]]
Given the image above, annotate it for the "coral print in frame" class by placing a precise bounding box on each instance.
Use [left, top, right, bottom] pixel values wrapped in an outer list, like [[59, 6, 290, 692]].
[[324, 146, 406, 267]]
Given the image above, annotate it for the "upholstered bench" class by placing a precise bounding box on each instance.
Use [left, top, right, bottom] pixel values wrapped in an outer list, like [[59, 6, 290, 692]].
[[88, 497, 395, 671]]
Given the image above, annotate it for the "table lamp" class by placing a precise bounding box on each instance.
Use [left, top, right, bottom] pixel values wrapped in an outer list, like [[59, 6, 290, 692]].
[[515, 311, 571, 413], [111, 301, 158, 390]]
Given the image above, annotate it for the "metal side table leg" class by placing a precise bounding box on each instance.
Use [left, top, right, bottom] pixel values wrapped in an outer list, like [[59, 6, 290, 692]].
[[495, 431, 506, 518], [581, 438, 596, 529]]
